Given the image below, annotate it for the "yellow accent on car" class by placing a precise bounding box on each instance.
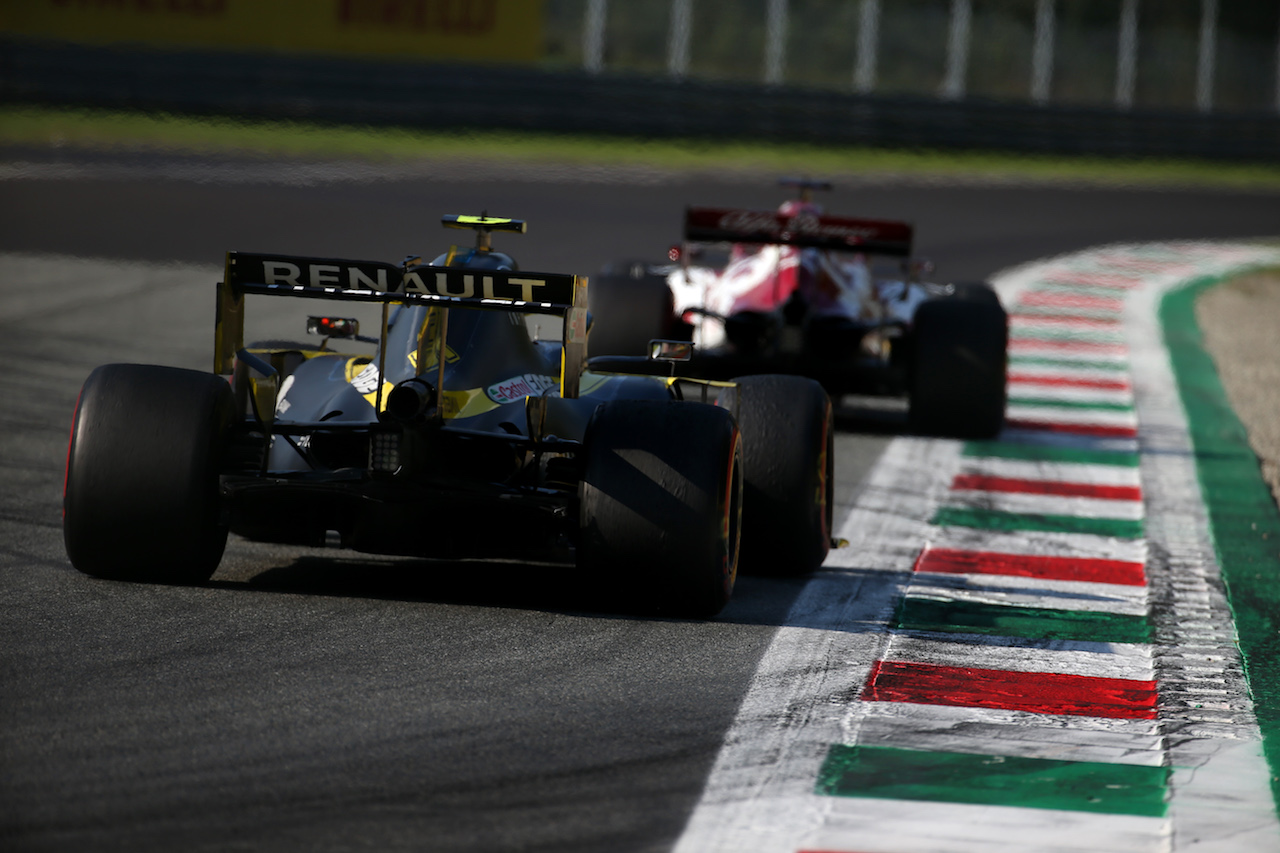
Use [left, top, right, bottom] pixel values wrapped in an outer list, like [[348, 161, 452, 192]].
[[440, 388, 499, 420], [456, 216, 512, 226], [408, 346, 458, 371], [344, 356, 501, 419], [442, 215, 527, 234]]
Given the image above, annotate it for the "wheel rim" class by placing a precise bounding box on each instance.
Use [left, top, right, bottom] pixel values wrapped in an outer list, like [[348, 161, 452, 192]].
[[722, 430, 744, 593], [818, 401, 833, 545]]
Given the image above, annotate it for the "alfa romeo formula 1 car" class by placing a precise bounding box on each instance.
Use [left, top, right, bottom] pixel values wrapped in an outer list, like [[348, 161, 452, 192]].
[[589, 181, 1008, 439], [62, 215, 834, 617]]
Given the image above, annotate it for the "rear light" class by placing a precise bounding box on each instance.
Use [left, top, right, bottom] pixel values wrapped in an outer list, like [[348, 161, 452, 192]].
[[307, 316, 360, 338], [370, 432, 401, 473]]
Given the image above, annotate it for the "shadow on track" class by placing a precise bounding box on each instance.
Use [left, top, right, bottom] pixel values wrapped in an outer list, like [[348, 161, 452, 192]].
[[208, 551, 821, 628], [834, 395, 910, 435]]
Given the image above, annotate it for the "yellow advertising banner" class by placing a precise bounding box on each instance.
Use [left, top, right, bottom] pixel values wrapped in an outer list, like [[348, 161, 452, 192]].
[[0, 0, 544, 64]]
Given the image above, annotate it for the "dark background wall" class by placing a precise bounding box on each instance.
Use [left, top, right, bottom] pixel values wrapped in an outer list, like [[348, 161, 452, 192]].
[[3, 36, 1278, 163]]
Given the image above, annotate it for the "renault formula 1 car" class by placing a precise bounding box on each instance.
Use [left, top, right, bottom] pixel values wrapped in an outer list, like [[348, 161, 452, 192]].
[[589, 181, 1007, 439], [62, 215, 834, 617]]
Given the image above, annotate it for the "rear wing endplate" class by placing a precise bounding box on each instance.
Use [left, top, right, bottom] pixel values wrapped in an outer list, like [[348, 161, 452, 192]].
[[215, 251, 589, 398], [684, 206, 913, 257]]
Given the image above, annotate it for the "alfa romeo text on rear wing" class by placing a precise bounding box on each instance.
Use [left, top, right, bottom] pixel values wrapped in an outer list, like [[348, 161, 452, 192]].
[[684, 206, 913, 257]]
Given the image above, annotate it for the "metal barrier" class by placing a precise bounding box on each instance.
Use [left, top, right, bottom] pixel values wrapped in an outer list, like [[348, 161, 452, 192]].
[[2, 37, 1277, 162]]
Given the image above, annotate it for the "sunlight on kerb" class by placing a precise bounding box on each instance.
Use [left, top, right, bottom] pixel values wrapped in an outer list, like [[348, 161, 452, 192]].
[[2, 105, 1278, 192]]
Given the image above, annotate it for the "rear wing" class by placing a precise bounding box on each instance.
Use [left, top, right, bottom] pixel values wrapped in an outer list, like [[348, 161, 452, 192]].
[[684, 206, 913, 257], [215, 251, 589, 399]]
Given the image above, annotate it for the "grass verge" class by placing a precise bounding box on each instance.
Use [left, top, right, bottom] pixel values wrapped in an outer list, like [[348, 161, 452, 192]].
[[3, 104, 1279, 190]]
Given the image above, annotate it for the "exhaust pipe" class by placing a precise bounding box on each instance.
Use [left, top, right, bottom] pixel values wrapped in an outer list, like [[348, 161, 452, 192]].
[[385, 377, 437, 423]]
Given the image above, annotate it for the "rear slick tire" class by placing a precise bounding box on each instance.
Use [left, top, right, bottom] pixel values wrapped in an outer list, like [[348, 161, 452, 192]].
[[578, 400, 743, 618], [63, 363, 234, 583], [908, 285, 1008, 439], [732, 375, 834, 576]]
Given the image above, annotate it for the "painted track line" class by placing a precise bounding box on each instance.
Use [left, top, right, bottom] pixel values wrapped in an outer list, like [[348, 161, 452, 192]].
[[949, 473, 1143, 500], [904, 573, 1150, 616], [925, 527, 1149, 565], [861, 660, 1158, 718], [857, 700, 1166, 766], [953, 457, 1143, 488], [1006, 386, 1136, 407], [944, 487, 1145, 519], [1008, 372, 1132, 390], [881, 635, 1155, 680], [916, 547, 1147, 585], [674, 242, 1280, 853], [1004, 406, 1139, 430]]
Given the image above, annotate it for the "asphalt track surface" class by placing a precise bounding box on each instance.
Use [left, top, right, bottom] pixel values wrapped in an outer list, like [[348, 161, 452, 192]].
[[1, 148, 1278, 851]]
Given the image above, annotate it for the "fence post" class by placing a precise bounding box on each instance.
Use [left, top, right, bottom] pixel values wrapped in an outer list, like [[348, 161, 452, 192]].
[[1115, 0, 1139, 110], [765, 0, 788, 85], [1031, 0, 1055, 105], [668, 0, 692, 80], [583, 0, 607, 75], [940, 0, 972, 101], [1196, 0, 1218, 113], [853, 0, 880, 94]]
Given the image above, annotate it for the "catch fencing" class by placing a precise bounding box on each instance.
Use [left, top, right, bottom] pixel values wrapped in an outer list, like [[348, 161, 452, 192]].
[[551, 0, 1280, 116], [2, 0, 1278, 162]]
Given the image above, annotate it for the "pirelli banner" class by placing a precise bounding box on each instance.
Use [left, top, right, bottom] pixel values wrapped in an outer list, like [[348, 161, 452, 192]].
[[0, 0, 543, 65]]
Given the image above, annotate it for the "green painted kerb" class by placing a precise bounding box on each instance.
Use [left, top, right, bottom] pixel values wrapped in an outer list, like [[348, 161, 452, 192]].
[[897, 597, 1152, 644], [964, 441, 1139, 467], [816, 745, 1169, 816], [1008, 397, 1135, 412], [1012, 304, 1123, 318], [931, 506, 1144, 539], [1009, 355, 1129, 371], [1162, 269, 1280, 810], [1008, 327, 1124, 344], [1026, 282, 1136, 297]]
